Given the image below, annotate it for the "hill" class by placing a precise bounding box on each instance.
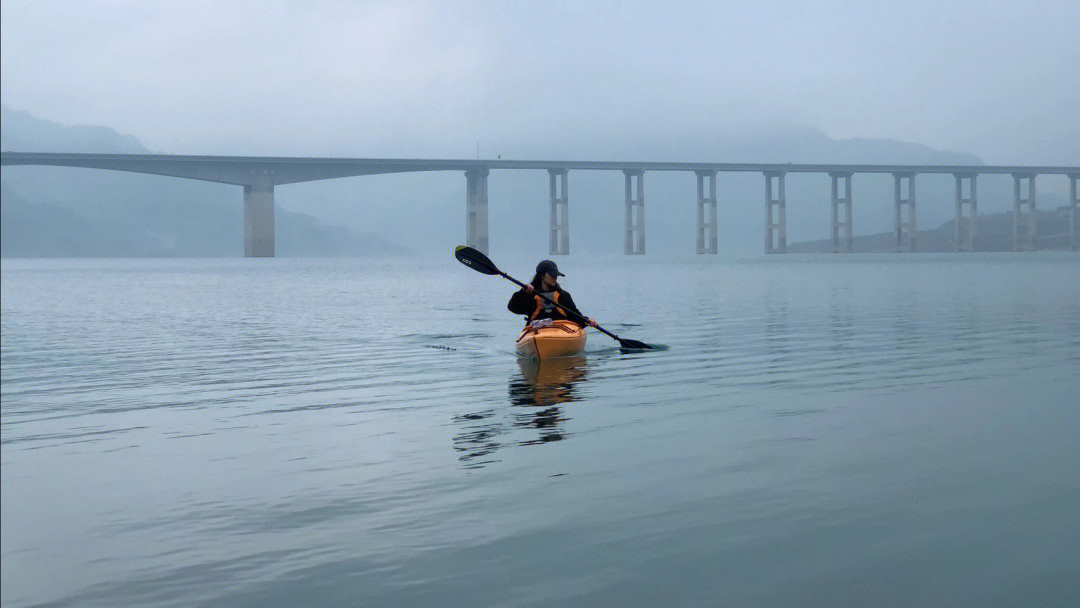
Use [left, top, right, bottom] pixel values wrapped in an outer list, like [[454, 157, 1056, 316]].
[[788, 207, 1075, 252], [0, 105, 409, 257], [5, 105, 1070, 257]]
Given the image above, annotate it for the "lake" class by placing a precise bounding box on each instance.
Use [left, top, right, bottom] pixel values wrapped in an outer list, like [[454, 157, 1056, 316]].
[[2, 253, 1078, 607]]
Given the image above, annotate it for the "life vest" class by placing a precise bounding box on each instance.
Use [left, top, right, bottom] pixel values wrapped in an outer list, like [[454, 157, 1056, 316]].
[[529, 291, 566, 321]]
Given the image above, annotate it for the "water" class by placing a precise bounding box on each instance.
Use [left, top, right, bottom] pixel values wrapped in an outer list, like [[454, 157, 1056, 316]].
[[2, 253, 1078, 607]]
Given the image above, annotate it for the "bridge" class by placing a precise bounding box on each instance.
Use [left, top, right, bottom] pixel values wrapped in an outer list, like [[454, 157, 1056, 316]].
[[2, 151, 1077, 255]]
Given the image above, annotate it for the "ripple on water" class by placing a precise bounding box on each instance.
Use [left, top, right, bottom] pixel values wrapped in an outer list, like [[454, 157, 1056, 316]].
[[2, 256, 1078, 607]]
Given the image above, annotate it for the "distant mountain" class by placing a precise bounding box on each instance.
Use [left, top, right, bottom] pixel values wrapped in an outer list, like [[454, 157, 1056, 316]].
[[1, 105, 148, 154], [5, 105, 1065, 257], [1, 183, 155, 257], [470, 132, 1017, 256], [788, 207, 1075, 252], [0, 105, 410, 258]]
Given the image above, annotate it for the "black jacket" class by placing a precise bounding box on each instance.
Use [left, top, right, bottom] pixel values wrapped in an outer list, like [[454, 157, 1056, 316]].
[[508, 282, 585, 326]]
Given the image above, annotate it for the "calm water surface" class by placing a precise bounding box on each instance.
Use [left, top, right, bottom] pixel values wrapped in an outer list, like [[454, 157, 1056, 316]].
[[2, 254, 1078, 607]]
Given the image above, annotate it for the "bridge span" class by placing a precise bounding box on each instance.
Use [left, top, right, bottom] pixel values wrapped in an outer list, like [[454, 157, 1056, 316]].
[[2, 152, 1077, 256]]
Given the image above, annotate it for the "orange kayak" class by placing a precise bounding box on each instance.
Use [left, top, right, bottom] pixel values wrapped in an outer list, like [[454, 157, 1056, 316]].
[[515, 320, 587, 360]]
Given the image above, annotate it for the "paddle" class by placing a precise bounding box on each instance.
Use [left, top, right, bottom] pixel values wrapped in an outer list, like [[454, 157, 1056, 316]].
[[454, 245, 653, 350]]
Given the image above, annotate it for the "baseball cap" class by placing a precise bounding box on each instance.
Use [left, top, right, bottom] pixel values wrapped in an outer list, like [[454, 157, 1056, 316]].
[[536, 260, 564, 277]]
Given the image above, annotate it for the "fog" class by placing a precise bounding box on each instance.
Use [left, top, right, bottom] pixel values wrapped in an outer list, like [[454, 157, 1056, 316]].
[[4, 1, 1077, 162], [2, 1, 1078, 256]]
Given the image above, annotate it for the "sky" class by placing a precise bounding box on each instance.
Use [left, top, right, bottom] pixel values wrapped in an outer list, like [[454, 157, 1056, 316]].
[[2, 0, 1078, 166]]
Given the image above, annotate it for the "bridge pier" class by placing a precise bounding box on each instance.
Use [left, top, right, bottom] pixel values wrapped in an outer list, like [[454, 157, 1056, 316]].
[[894, 173, 916, 252], [466, 167, 490, 254], [696, 171, 718, 254], [1012, 174, 1036, 251], [1070, 174, 1078, 251], [243, 172, 275, 257], [4, 153, 1077, 258], [624, 170, 645, 254], [548, 169, 569, 255], [830, 172, 853, 253], [764, 172, 786, 253], [954, 173, 978, 252]]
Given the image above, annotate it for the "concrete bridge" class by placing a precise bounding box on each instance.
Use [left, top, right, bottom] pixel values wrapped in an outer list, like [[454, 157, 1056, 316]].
[[2, 151, 1077, 255]]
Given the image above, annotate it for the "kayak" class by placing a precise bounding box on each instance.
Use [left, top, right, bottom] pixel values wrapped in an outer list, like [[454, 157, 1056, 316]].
[[515, 321, 587, 359], [515, 320, 587, 360]]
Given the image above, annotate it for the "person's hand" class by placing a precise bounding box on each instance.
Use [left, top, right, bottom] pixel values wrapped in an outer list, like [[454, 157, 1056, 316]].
[[523, 284, 534, 294], [587, 318, 598, 328]]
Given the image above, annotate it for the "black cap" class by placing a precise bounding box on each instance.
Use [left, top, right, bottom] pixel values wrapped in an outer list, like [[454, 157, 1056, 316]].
[[536, 260, 564, 277]]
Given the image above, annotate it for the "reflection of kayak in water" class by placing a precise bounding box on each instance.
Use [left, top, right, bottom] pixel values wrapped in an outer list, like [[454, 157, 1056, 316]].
[[514, 320, 586, 360], [517, 354, 587, 386], [514, 355, 587, 407]]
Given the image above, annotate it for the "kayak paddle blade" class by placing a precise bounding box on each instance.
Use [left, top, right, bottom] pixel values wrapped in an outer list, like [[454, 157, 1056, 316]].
[[454, 245, 501, 275], [617, 337, 652, 350]]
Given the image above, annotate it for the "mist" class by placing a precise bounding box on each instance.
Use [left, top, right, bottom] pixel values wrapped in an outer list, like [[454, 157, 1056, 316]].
[[3, 1, 1077, 163], [2, 1, 1078, 257]]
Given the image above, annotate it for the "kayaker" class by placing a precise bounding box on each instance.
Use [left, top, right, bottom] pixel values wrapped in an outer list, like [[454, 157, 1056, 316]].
[[508, 260, 598, 328]]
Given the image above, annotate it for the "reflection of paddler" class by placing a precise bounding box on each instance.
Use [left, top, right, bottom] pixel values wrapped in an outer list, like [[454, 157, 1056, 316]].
[[518, 355, 587, 386], [513, 355, 588, 407]]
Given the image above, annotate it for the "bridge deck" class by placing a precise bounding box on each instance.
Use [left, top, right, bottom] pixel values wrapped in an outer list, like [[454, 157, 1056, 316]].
[[2, 151, 1077, 187]]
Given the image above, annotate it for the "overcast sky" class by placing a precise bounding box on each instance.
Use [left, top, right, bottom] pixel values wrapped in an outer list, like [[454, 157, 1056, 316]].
[[2, 0, 1078, 165]]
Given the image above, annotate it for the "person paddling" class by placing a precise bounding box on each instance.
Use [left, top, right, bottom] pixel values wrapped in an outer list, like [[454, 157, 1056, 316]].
[[508, 260, 598, 328], [455, 245, 651, 349]]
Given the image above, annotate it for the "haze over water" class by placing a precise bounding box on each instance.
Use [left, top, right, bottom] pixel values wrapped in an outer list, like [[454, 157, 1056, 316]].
[[2, 253, 1078, 607]]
